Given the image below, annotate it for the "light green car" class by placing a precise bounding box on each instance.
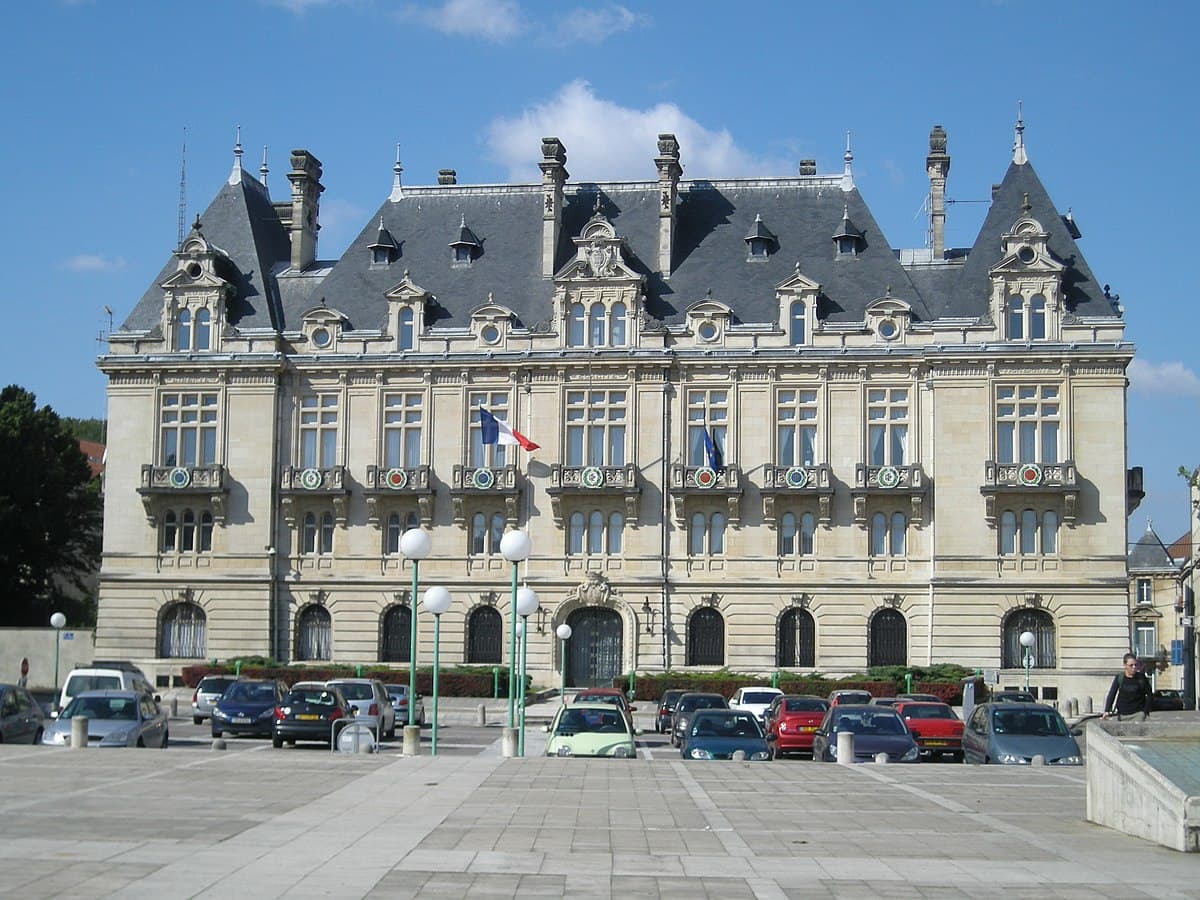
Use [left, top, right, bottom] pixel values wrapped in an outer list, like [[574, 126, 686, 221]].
[[543, 702, 641, 758]]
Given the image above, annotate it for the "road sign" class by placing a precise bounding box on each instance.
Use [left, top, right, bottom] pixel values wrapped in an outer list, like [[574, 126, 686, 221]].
[[983, 669, 999, 685]]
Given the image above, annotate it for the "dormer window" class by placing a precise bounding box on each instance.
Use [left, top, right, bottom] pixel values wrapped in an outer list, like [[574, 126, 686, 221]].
[[176, 307, 211, 351], [567, 299, 627, 348], [398, 308, 414, 351], [789, 300, 806, 345], [450, 216, 481, 267], [368, 217, 398, 267], [744, 214, 776, 261], [1007, 293, 1047, 341], [833, 205, 864, 257]]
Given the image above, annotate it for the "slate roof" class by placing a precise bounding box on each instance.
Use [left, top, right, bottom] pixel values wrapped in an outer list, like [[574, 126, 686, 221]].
[[1128, 522, 1179, 573]]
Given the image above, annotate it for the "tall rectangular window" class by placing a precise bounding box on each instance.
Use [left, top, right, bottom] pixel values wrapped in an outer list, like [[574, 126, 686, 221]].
[[1136, 578, 1152, 605], [867, 388, 908, 466], [468, 391, 509, 467], [996, 385, 1059, 464], [383, 393, 423, 468], [687, 389, 728, 467], [777, 388, 818, 466], [159, 392, 218, 466], [300, 393, 339, 468], [565, 389, 627, 466], [1133, 622, 1157, 659]]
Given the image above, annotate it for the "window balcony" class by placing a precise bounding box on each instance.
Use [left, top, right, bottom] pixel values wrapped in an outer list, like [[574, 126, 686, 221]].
[[851, 463, 929, 526], [669, 463, 742, 525], [363, 464, 434, 527], [138, 463, 228, 525], [980, 460, 1077, 524], [547, 463, 641, 524], [450, 464, 520, 527], [759, 463, 835, 525], [279, 465, 350, 526]]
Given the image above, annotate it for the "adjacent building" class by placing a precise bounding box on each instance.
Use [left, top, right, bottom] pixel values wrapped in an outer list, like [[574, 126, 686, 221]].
[[96, 120, 1139, 700]]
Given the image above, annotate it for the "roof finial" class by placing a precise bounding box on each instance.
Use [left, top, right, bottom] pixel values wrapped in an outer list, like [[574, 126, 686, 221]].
[[1021, 192, 1032, 214], [389, 143, 404, 202], [379, 215, 386, 231], [841, 131, 855, 192], [228, 125, 244, 185], [259, 145, 269, 195], [1013, 100, 1028, 165]]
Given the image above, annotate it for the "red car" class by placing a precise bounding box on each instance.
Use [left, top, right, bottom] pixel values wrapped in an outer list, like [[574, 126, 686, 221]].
[[767, 695, 829, 757], [894, 701, 963, 761]]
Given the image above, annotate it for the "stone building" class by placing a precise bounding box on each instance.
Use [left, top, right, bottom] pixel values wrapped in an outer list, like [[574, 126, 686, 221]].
[[96, 119, 1139, 700], [1126, 522, 1183, 686]]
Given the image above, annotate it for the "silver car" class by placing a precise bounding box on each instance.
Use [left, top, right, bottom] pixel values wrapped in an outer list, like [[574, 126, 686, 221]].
[[962, 702, 1082, 765], [327, 679, 396, 739], [42, 690, 170, 748], [0, 684, 46, 744], [191, 675, 238, 724], [384, 684, 426, 728]]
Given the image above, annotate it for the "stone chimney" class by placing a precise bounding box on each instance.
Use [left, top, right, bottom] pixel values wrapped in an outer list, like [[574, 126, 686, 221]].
[[655, 133, 682, 277], [926, 125, 950, 259], [539, 138, 568, 277], [287, 150, 324, 271], [437, 169, 457, 185], [798, 159, 817, 176]]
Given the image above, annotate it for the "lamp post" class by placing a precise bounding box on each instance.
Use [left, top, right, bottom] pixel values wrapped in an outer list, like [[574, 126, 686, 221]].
[[515, 586, 539, 757], [421, 586, 452, 756], [50, 612, 66, 710], [399, 529, 432, 741], [556, 623, 572, 704], [1019, 630, 1036, 692], [498, 529, 531, 729]]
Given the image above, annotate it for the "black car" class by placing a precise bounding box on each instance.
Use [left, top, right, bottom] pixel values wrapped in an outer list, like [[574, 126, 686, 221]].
[[671, 692, 728, 746], [1152, 689, 1185, 711], [273, 685, 353, 747], [211, 679, 286, 738], [655, 690, 686, 734]]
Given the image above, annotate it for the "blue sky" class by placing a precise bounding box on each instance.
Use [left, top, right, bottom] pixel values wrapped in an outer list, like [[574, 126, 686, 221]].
[[2, 0, 1196, 547]]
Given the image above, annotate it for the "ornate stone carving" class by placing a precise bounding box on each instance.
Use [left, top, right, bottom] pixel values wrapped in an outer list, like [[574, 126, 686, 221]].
[[564, 572, 617, 609]]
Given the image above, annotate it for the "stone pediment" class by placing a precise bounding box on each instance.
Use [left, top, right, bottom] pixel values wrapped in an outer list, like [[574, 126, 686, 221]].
[[384, 272, 431, 303]]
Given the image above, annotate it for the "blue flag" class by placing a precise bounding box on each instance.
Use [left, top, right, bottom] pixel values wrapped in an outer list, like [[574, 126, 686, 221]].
[[701, 429, 723, 469]]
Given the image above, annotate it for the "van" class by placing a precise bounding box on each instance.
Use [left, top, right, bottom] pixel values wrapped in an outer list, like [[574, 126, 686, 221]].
[[57, 668, 157, 714]]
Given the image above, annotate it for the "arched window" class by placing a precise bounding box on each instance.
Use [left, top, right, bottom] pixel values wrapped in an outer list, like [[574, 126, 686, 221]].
[[1007, 294, 1024, 340], [588, 303, 606, 347], [160, 602, 206, 658], [687, 607, 724, 666], [1000, 511, 1017, 555], [162, 511, 178, 553], [1002, 608, 1056, 669], [789, 300, 806, 345], [319, 512, 335, 554], [194, 308, 211, 350], [1029, 294, 1046, 340], [302, 512, 318, 554], [709, 512, 726, 555], [610, 302, 627, 346], [177, 308, 191, 350], [869, 609, 907, 667], [871, 512, 906, 557], [799, 512, 815, 555], [779, 512, 797, 555], [199, 511, 213, 552], [777, 608, 815, 667], [568, 303, 585, 347], [296, 605, 332, 661], [386, 513, 402, 555], [380, 605, 411, 662], [398, 308, 414, 351], [1020, 509, 1038, 555], [689, 512, 706, 556], [467, 606, 502, 663], [181, 509, 196, 552], [607, 512, 624, 554], [471, 513, 487, 555], [490, 513, 505, 553], [890, 512, 906, 556], [871, 512, 887, 556], [587, 510, 604, 554], [1041, 510, 1058, 554], [568, 512, 585, 555]]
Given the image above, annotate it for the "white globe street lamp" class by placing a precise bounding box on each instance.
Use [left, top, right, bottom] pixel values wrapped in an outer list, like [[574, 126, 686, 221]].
[[556, 623, 573, 704], [400, 528, 433, 734], [50, 612, 66, 709], [1019, 630, 1036, 692], [421, 586, 452, 755], [500, 530, 532, 729], [515, 587, 539, 756]]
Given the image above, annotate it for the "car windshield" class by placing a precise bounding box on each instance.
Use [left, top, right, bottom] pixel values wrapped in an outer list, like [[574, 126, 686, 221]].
[[903, 705, 954, 719], [833, 712, 905, 735], [66, 674, 121, 695], [63, 696, 137, 720], [286, 689, 338, 706], [660, 691, 684, 708], [681, 696, 725, 711], [386, 687, 408, 699], [993, 709, 1068, 736], [692, 713, 763, 738], [556, 708, 628, 735], [835, 692, 871, 704], [577, 694, 622, 707], [740, 691, 778, 705], [332, 683, 374, 700], [224, 683, 276, 703], [784, 698, 828, 713], [199, 677, 234, 693]]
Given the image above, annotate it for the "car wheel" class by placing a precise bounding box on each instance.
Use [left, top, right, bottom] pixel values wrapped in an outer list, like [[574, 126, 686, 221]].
[[193, 716, 203, 725], [272, 734, 283, 748], [419, 710, 426, 728], [287, 739, 296, 746], [32, 728, 43, 745], [212, 730, 222, 739], [161, 731, 169, 749], [136, 737, 145, 748]]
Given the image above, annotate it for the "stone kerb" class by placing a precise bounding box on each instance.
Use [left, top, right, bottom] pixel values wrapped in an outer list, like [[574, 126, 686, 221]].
[[1085, 720, 1200, 852]]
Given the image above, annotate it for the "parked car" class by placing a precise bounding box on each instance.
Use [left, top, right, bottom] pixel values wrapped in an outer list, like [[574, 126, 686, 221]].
[[828, 689, 872, 706], [729, 686, 783, 721], [327, 679, 397, 740], [543, 702, 639, 758], [894, 701, 964, 761], [384, 684, 426, 728], [273, 684, 353, 747], [766, 695, 829, 757], [654, 689, 686, 734], [869, 697, 902, 707], [1152, 689, 1185, 711], [0, 683, 45, 744], [42, 690, 169, 748], [961, 702, 1082, 766], [895, 693, 942, 703], [211, 679, 286, 738], [990, 690, 1037, 703], [191, 675, 238, 725], [57, 667, 156, 715], [671, 692, 728, 746], [812, 705, 920, 764], [572, 688, 636, 726], [681, 709, 774, 761]]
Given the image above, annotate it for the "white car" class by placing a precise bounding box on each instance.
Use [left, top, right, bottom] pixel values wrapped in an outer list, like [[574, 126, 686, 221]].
[[729, 687, 784, 722], [326, 679, 396, 739]]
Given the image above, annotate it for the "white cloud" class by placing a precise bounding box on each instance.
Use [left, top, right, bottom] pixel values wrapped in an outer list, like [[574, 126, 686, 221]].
[[64, 254, 126, 273], [1128, 358, 1200, 398], [397, 0, 524, 42], [486, 81, 791, 183], [552, 5, 641, 44]]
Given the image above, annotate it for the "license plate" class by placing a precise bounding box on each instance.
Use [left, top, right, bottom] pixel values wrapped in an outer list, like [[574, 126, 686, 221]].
[[799, 726, 817, 732], [297, 714, 319, 721], [233, 717, 251, 724], [924, 739, 948, 746]]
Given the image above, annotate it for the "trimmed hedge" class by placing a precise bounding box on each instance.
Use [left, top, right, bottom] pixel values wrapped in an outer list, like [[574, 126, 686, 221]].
[[181, 663, 526, 696]]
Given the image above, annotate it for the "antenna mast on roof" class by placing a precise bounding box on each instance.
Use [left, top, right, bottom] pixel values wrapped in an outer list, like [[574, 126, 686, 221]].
[[177, 128, 188, 248]]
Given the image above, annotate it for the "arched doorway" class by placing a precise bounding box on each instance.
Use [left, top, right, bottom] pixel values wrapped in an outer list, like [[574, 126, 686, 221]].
[[777, 608, 815, 668], [380, 605, 411, 662], [868, 608, 906, 667], [565, 607, 623, 688], [466, 606, 502, 664]]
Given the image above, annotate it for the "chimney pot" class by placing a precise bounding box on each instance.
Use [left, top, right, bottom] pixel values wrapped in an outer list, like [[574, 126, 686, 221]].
[[437, 169, 457, 185], [798, 159, 817, 176]]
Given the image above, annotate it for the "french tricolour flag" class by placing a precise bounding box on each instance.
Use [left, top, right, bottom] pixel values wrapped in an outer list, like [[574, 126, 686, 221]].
[[479, 408, 540, 452]]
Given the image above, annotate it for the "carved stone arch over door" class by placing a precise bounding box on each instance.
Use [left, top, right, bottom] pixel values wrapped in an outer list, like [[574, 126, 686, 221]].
[[556, 573, 636, 685]]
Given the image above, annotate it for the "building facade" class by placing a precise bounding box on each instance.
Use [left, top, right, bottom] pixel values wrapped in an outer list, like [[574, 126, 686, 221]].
[[1126, 522, 1184, 688], [96, 122, 1138, 700]]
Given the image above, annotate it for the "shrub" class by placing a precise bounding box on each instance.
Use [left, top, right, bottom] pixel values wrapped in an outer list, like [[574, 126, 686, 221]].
[[181, 663, 526, 696]]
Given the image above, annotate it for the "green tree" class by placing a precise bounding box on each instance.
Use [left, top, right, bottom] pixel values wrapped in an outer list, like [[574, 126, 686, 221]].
[[62, 417, 105, 444], [0, 386, 101, 625]]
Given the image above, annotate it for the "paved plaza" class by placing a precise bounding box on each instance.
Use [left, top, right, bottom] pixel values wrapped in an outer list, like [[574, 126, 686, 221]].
[[0, 718, 1197, 900]]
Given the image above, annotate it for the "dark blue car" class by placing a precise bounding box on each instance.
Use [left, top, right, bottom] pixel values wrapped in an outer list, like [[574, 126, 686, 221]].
[[680, 709, 774, 761], [211, 679, 286, 738], [811, 705, 920, 763]]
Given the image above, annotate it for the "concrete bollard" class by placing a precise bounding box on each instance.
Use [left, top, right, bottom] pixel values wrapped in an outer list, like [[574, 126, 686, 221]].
[[1083, 696, 1093, 714], [1031, 754, 1046, 766], [211, 738, 226, 751], [70, 716, 88, 749], [170, 697, 179, 718], [837, 730, 855, 765], [501, 726, 519, 757], [403, 724, 421, 756], [476, 704, 487, 727], [1070, 698, 1079, 717], [874, 752, 889, 764], [732, 750, 746, 761]]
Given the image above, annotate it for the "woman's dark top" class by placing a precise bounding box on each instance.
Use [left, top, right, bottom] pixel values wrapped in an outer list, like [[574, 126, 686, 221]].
[[1104, 671, 1152, 717]]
